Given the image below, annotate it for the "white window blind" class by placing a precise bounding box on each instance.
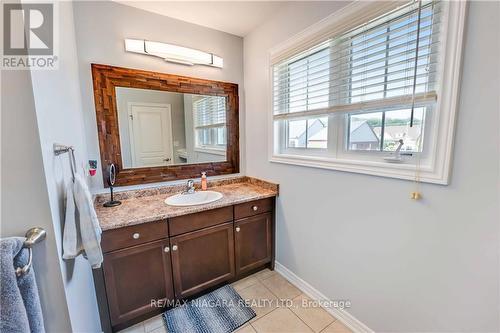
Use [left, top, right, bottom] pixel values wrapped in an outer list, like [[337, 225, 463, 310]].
[[193, 96, 227, 148], [194, 96, 226, 128], [273, 0, 441, 120]]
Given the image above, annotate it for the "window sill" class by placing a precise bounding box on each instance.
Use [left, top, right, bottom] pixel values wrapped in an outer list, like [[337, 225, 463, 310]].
[[269, 154, 450, 185]]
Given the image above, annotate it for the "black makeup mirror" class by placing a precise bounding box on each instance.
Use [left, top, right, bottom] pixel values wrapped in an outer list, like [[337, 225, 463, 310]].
[[103, 164, 122, 207]]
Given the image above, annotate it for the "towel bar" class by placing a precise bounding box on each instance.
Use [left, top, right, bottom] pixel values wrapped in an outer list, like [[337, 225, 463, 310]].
[[15, 227, 46, 277], [53, 143, 76, 181], [53, 143, 74, 155]]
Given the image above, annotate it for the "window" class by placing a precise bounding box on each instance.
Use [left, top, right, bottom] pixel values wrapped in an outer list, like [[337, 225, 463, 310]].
[[347, 107, 426, 152], [270, 0, 466, 184], [193, 96, 227, 151], [287, 117, 328, 149]]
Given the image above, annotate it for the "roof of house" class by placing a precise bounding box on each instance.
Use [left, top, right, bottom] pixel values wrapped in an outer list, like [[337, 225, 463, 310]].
[[349, 120, 379, 143], [292, 119, 422, 146], [372, 125, 422, 142]]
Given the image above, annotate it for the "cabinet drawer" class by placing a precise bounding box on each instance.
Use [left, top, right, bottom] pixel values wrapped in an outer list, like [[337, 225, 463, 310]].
[[234, 198, 274, 220], [169, 206, 233, 237], [101, 221, 168, 253]]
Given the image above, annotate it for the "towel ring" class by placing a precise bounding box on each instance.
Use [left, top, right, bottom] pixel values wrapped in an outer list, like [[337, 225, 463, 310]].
[[15, 227, 47, 277]]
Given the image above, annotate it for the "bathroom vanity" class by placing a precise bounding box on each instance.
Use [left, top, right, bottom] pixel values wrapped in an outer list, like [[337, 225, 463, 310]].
[[87, 64, 274, 332], [92, 177, 278, 332]]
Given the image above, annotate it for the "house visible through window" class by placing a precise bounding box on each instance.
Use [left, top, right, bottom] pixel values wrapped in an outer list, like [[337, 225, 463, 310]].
[[348, 107, 425, 152], [287, 117, 328, 149]]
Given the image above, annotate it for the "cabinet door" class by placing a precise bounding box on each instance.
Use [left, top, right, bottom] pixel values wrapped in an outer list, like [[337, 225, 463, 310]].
[[103, 239, 174, 326], [170, 222, 235, 299], [235, 213, 272, 275]]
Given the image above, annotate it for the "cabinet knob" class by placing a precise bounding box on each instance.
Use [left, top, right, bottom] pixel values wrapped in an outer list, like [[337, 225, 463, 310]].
[[164, 246, 170, 253], [235, 227, 241, 233], [172, 245, 178, 251], [132, 233, 140, 239], [252, 205, 258, 211]]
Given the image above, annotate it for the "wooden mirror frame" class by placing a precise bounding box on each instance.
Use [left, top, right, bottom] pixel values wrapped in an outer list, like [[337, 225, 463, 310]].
[[91, 64, 239, 187]]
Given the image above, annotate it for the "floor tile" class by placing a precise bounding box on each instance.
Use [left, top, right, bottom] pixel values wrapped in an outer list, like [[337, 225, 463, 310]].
[[232, 275, 259, 292], [261, 273, 301, 300], [321, 321, 353, 333], [149, 326, 167, 333], [118, 323, 145, 333], [237, 281, 279, 320], [144, 314, 165, 332], [252, 307, 313, 333], [119, 269, 342, 333], [252, 268, 277, 281], [290, 294, 335, 332], [235, 324, 257, 333]]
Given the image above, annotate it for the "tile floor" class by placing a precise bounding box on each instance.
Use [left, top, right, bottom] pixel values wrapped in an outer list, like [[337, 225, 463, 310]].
[[119, 269, 353, 333]]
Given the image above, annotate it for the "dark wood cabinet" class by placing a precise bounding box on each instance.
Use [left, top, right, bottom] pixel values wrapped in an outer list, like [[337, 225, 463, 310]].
[[101, 220, 168, 253], [170, 222, 235, 299], [95, 197, 275, 332], [169, 207, 233, 236], [102, 239, 174, 326], [235, 212, 273, 275], [234, 198, 274, 220]]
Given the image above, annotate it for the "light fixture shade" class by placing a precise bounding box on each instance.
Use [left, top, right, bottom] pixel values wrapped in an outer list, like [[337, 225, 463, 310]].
[[212, 55, 223, 68], [145, 41, 212, 64], [124, 39, 223, 68], [124, 39, 145, 54]]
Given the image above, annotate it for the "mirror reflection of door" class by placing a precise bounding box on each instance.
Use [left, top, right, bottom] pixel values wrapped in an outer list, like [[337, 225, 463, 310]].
[[115, 86, 227, 169], [128, 102, 173, 168]]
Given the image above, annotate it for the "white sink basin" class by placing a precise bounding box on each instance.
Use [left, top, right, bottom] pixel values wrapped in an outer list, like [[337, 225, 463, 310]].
[[165, 191, 223, 206]]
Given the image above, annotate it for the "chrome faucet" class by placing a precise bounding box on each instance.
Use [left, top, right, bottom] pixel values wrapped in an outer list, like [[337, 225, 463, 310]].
[[185, 179, 195, 194]]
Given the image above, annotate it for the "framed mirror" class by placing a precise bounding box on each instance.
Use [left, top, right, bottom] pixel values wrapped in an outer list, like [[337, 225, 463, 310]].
[[91, 64, 239, 186]]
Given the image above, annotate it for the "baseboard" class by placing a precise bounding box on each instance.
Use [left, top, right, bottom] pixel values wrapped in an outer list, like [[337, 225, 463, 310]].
[[274, 261, 374, 333]]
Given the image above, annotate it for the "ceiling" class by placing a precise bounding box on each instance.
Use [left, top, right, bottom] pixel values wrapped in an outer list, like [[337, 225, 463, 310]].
[[115, 1, 287, 37]]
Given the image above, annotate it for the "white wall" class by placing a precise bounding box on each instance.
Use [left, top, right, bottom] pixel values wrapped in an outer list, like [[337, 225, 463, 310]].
[[72, 1, 245, 191], [1, 54, 73, 333], [116, 88, 186, 166], [28, 2, 101, 332], [244, 2, 499, 332]]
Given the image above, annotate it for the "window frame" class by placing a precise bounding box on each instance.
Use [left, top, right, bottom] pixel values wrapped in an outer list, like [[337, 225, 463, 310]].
[[268, 0, 466, 184]]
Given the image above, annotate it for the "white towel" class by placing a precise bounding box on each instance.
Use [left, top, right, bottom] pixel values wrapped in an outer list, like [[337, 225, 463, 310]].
[[63, 174, 103, 268], [62, 182, 81, 259]]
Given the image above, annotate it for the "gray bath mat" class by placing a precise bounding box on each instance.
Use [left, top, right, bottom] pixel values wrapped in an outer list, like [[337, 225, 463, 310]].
[[163, 285, 255, 333]]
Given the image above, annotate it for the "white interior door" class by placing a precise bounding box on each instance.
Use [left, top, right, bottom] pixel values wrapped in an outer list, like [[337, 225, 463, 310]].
[[128, 102, 173, 167]]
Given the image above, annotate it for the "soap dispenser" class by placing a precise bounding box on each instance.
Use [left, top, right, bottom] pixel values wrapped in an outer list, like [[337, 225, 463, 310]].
[[201, 172, 207, 191]]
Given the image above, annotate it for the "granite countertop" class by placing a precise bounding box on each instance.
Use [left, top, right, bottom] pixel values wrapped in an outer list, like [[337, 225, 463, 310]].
[[94, 177, 278, 231]]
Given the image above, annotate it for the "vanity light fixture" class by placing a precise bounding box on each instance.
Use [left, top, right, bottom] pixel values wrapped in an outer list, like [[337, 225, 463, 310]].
[[124, 39, 223, 68]]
